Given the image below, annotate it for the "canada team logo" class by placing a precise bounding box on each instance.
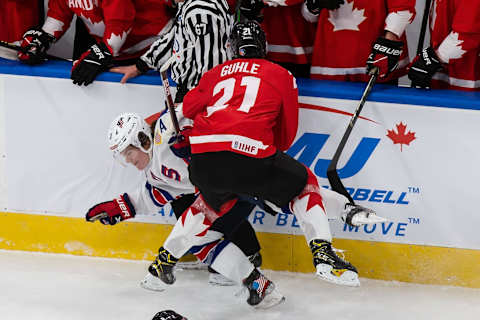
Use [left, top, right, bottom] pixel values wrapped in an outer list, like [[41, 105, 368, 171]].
[[387, 122, 416, 151]]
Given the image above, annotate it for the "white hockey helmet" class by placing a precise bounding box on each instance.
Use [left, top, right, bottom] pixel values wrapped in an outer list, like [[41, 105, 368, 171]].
[[108, 113, 153, 157]]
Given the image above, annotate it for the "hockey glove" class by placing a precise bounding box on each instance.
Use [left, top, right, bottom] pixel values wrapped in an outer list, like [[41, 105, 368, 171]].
[[408, 47, 443, 89], [71, 42, 113, 86], [168, 126, 192, 160], [85, 193, 136, 225], [366, 37, 403, 78], [18, 27, 55, 65], [305, 0, 344, 15], [152, 310, 187, 320], [239, 0, 265, 22]]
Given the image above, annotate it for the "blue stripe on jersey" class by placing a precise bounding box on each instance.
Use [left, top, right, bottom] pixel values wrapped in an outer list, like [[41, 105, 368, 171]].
[[145, 182, 175, 207]]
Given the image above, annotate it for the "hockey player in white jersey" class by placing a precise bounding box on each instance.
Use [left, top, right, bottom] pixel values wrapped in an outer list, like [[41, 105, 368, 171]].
[[85, 111, 264, 290]]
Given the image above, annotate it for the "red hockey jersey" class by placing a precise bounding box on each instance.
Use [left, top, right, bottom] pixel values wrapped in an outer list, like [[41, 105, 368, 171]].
[[262, 0, 317, 65], [0, 0, 40, 43], [42, 0, 173, 58], [430, 0, 480, 91], [307, 0, 415, 82], [183, 58, 299, 158]]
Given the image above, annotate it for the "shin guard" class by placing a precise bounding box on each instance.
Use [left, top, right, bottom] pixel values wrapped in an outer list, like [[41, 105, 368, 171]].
[[289, 167, 332, 243]]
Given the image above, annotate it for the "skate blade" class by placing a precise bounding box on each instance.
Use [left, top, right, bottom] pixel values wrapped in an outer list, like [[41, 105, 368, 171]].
[[352, 214, 388, 226], [254, 290, 286, 309], [139, 273, 168, 292], [175, 260, 208, 270], [208, 273, 236, 286], [315, 265, 360, 287]]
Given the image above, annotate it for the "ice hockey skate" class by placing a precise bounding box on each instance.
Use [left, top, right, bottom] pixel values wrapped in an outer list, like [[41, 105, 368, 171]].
[[140, 247, 178, 292], [310, 239, 360, 287], [243, 269, 285, 309], [341, 203, 387, 227]]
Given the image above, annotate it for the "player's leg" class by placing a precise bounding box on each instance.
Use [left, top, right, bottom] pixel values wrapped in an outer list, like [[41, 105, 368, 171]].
[[190, 151, 360, 286], [209, 202, 262, 285]]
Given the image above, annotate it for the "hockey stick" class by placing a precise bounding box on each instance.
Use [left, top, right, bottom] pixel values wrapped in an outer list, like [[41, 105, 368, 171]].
[[159, 54, 182, 135], [326, 67, 379, 204], [0, 40, 72, 62], [159, 46, 195, 136], [416, 0, 432, 55]]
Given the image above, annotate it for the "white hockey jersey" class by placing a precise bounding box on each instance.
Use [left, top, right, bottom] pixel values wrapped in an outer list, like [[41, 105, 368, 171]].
[[129, 108, 195, 216]]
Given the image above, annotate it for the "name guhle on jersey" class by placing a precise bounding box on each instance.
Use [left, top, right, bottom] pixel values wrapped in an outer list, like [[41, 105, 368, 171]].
[[220, 62, 261, 77]]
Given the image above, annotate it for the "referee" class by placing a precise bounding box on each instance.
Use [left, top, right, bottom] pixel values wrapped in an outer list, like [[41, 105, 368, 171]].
[[112, 0, 234, 102]]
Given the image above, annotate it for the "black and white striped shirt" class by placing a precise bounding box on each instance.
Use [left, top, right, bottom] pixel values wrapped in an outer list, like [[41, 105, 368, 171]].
[[141, 0, 233, 91]]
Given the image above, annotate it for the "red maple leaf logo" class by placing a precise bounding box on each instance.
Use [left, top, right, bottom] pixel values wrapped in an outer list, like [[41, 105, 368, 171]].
[[386, 122, 416, 151]]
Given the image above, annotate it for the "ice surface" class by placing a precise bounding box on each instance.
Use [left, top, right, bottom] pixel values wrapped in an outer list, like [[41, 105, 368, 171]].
[[1, 249, 479, 320]]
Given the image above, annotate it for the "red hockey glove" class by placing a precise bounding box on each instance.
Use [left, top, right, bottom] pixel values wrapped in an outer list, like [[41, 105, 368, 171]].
[[169, 126, 192, 160], [306, 0, 344, 14], [407, 47, 443, 89], [71, 42, 113, 86], [366, 37, 403, 78], [86, 193, 136, 225], [18, 27, 55, 65]]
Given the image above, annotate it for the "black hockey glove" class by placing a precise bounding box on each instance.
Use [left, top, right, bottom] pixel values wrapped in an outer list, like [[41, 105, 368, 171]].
[[152, 310, 187, 320], [239, 0, 265, 22], [305, 0, 344, 15], [408, 46, 443, 89], [71, 42, 113, 86], [18, 27, 56, 65], [366, 37, 404, 78]]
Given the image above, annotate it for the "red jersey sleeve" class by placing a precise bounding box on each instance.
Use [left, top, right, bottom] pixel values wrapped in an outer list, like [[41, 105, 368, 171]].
[[433, 0, 480, 63], [182, 71, 213, 120], [43, 0, 74, 39], [101, 0, 136, 55], [451, 0, 480, 51], [273, 71, 299, 151]]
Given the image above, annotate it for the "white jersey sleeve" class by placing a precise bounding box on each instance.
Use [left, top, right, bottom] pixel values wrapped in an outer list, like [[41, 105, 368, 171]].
[[129, 107, 196, 216]]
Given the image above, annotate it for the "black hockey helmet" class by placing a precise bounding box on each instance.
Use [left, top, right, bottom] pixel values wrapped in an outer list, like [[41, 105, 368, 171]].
[[230, 20, 266, 59], [152, 310, 187, 320]]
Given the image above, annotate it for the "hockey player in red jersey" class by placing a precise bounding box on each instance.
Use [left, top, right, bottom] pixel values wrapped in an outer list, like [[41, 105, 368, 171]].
[[17, 0, 173, 86], [0, 0, 40, 44], [408, 0, 480, 91], [261, 0, 317, 78], [304, 0, 415, 82], [148, 21, 387, 307]]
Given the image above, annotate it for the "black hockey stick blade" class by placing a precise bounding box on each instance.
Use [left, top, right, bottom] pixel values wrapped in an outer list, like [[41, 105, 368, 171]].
[[326, 67, 378, 204]]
